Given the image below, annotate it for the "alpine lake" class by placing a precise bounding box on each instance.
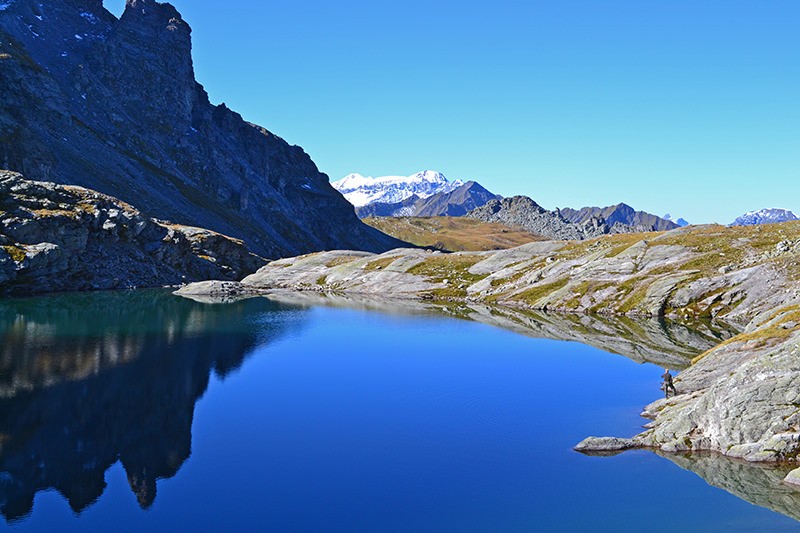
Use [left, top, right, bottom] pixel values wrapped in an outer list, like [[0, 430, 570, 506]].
[[2, 289, 800, 531]]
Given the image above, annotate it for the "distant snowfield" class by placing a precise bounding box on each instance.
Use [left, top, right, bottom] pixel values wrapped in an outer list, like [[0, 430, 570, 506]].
[[332, 170, 464, 206], [731, 208, 798, 226]]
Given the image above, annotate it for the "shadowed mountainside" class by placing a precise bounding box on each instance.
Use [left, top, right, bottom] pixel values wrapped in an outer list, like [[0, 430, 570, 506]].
[[0, 0, 402, 258]]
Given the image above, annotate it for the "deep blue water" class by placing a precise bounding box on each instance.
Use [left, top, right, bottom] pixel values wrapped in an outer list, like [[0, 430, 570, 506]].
[[1, 291, 798, 531]]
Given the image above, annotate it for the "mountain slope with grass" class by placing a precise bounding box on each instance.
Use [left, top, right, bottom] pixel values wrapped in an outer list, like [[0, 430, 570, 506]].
[[362, 216, 544, 251]]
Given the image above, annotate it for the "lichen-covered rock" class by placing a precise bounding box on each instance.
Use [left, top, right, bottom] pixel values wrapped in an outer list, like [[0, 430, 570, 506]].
[[0, 171, 266, 294]]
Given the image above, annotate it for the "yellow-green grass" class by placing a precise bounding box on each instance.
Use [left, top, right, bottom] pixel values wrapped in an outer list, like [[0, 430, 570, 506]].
[[407, 253, 488, 299], [363, 216, 544, 251]]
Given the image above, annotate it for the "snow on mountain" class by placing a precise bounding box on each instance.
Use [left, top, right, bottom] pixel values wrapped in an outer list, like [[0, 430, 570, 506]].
[[731, 208, 798, 226], [663, 213, 690, 227], [331, 170, 464, 207]]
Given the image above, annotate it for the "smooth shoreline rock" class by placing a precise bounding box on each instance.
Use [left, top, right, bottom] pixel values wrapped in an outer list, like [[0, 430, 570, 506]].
[[573, 436, 642, 453]]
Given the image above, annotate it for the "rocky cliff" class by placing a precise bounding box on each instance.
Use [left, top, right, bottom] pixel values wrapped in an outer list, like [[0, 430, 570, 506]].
[[0, 0, 402, 258], [468, 196, 677, 240], [0, 170, 265, 294], [560, 203, 677, 232]]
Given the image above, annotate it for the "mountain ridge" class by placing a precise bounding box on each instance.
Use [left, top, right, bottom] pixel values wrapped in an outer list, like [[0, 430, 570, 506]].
[[467, 196, 678, 240], [731, 208, 798, 227], [332, 170, 463, 207], [560, 203, 678, 232], [0, 0, 402, 258], [354, 181, 500, 218]]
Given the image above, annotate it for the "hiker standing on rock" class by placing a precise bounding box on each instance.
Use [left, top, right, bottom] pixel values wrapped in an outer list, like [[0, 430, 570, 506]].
[[661, 369, 677, 398]]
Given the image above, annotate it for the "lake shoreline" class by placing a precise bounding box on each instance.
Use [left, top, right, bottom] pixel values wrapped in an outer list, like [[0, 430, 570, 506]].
[[177, 228, 800, 482]]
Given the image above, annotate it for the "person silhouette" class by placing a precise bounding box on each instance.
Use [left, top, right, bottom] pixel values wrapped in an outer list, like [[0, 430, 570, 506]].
[[661, 368, 677, 398]]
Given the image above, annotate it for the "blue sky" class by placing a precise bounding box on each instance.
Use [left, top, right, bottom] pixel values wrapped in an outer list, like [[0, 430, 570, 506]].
[[105, 1, 799, 224]]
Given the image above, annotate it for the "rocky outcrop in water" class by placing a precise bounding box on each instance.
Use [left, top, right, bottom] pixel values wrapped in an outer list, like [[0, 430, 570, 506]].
[[467, 196, 677, 240], [0, 0, 401, 258], [0, 170, 265, 294]]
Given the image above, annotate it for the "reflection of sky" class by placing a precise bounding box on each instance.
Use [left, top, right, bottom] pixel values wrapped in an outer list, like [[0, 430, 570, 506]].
[[12, 305, 796, 531]]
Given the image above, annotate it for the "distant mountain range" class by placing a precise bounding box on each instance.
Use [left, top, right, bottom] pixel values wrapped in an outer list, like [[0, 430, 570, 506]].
[[331, 171, 463, 207], [560, 204, 678, 232], [337, 171, 681, 240], [354, 181, 500, 218], [663, 214, 690, 227], [336, 171, 800, 237], [469, 197, 678, 241], [731, 208, 798, 226]]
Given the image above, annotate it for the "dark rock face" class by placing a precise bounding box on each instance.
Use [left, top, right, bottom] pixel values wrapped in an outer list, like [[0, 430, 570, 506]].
[[0, 0, 402, 258], [560, 203, 678, 232], [414, 181, 500, 217], [355, 181, 500, 218], [467, 196, 586, 240], [467, 196, 677, 240], [0, 170, 266, 295]]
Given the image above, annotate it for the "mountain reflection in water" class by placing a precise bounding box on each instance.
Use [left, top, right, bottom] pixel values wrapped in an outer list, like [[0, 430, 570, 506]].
[[0, 290, 307, 522], [0, 289, 765, 525]]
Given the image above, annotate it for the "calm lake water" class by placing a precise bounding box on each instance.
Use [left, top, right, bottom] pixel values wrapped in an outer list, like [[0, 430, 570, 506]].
[[1, 290, 799, 531]]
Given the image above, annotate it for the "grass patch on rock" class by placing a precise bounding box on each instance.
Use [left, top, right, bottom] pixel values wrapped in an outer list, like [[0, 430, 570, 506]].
[[408, 253, 488, 299], [325, 255, 363, 268], [2, 245, 26, 263], [364, 256, 398, 271], [511, 278, 570, 307]]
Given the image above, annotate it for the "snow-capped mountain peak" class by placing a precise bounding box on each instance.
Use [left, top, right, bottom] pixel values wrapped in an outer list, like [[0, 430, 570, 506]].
[[663, 213, 690, 227], [731, 208, 798, 226], [331, 170, 464, 207]]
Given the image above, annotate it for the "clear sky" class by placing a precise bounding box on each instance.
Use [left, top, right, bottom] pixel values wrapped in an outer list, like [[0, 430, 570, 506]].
[[104, 1, 799, 224]]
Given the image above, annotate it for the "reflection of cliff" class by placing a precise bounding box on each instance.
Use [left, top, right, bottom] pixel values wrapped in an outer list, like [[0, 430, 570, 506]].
[[264, 291, 734, 368], [457, 304, 735, 369], [0, 290, 305, 522], [657, 451, 800, 522]]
